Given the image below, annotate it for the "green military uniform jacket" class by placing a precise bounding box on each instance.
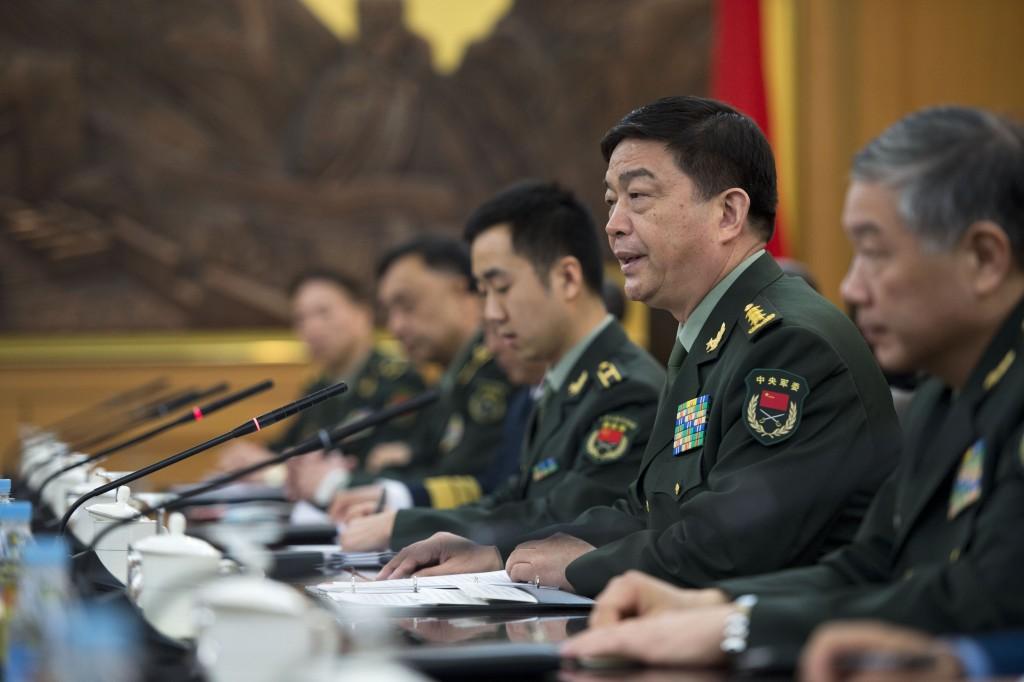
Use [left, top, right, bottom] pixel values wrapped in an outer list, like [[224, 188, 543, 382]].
[[389, 320, 664, 548], [271, 345, 426, 462], [715, 295, 1024, 651], [382, 331, 514, 508], [512, 254, 902, 597]]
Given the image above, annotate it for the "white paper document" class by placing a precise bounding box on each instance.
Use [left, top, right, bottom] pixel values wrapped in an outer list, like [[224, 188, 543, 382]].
[[317, 570, 514, 593], [314, 570, 541, 608]]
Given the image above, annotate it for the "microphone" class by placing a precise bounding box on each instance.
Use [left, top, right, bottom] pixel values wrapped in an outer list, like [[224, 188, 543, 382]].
[[69, 383, 230, 452], [40, 378, 170, 437], [22, 385, 224, 481], [59, 385, 200, 445], [56, 382, 348, 535], [81, 388, 439, 554], [36, 380, 275, 496]]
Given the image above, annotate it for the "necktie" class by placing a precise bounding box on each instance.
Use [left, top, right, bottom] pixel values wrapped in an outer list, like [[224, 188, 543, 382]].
[[527, 378, 555, 445], [666, 340, 687, 386]]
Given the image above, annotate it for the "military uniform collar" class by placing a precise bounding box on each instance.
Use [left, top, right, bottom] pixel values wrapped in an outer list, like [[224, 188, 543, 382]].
[[444, 329, 489, 392], [951, 293, 1024, 402], [342, 346, 381, 384], [544, 315, 615, 393], [685, 252, 784, 367], [555, 319, 633, 405], [677, 249, 766, 352]]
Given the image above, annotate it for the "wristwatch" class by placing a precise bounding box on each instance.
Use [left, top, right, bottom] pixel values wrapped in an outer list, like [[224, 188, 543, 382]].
[[721, 594, 758, 654]]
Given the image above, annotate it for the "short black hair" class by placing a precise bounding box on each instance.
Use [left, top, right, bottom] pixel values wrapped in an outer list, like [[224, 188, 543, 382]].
[[463, 180, 604, 293], [601, 96, 778, 241], [376, 236, 474, 290], [288, 268, 368, 304]]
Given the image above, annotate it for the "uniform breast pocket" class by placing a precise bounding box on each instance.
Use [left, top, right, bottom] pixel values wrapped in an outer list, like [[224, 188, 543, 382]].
[[643, 449, 705, 523]]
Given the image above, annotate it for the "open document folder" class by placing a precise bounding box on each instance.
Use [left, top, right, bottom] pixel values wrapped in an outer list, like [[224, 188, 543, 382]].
[[308, 570, 594, 611]]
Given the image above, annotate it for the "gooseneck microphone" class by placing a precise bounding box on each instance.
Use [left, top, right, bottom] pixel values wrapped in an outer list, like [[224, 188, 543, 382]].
[[41, 377, 170, 438], [37, 380, 275, 496], [22, 384, 227, 480], [56, 381, 348, 535], [82, 389, 439, 554], [69, 383, 230, 452]]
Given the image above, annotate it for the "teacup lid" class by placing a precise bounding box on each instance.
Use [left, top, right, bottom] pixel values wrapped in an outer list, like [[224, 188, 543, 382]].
[[87, 487, 145, 521], [199, 575, 308, 616], [133, 512, 220, 558]]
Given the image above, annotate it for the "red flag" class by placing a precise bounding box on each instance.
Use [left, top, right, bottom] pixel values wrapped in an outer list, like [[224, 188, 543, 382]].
[[759, 389, 789, 411], [711, 0, 787, 257]]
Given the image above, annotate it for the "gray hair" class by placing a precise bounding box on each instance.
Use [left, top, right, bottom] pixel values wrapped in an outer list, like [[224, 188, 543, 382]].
[[851, 106, 1024, 261]]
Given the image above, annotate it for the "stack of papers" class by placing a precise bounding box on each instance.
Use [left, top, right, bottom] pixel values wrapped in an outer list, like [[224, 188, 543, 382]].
[[310, 570, 584, 609]]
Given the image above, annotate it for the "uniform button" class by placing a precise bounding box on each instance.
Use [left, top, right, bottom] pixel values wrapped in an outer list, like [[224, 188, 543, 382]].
[[674, 482, 681, 496], [949, 548, 961, 562], [903, 569, 914, 580]]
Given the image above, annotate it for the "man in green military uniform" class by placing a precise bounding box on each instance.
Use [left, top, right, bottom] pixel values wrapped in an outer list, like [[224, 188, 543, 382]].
[[215, 270, 424, 502], [561, 106, 1024, 669], [377, 96, 900, 596], [338, 181, 663, 552], [322, 237, 516, 514]]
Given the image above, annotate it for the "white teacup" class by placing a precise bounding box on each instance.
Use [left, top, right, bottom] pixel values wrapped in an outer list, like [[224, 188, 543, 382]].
[[132, 512, 222, 640], [86, 486, 157, 584], [196, 575, 336, 682], [65, 477, 119, 545]]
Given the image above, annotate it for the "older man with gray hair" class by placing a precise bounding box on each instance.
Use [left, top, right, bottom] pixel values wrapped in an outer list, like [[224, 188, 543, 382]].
[[562, 105, 1024, 673]]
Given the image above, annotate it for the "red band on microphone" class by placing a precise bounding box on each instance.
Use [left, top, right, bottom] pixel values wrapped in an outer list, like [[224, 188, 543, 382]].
[[192, 406, 204, 421], [252, 417, 261, 431]]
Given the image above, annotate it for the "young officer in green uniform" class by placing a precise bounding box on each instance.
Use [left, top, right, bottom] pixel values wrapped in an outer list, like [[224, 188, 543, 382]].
[[215, 270, 424, 501], [338, 181, 664, 552], [561, 106, 1024, 669], [324, 237, 516, 513], [378, 96, 901, 595]]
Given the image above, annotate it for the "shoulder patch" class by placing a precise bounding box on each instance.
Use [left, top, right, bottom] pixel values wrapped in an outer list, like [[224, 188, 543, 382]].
[[596, 361, 624, 389], [743, 369, 808, 445], [585, 414, 638, 462], [743, 301, 783, 339], [468, 379, 508, 424]]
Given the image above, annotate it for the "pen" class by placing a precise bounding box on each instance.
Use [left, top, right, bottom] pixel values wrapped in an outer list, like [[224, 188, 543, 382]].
[[374, 487, 388, 514]]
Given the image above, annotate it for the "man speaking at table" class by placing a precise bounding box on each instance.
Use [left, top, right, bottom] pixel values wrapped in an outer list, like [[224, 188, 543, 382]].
[[378, 96, 901, 596]]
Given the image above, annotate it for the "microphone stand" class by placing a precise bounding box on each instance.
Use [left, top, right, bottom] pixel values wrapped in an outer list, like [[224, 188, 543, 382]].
[[80, 389, 438, 555], [56, 382, 349, 535], [36, 381, 274, 497]]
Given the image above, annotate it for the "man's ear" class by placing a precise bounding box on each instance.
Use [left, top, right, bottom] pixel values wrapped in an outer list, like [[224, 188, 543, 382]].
[[960, 220, 1013, 297], [717, 187, 752, 244], [550, 256, 584, 301]]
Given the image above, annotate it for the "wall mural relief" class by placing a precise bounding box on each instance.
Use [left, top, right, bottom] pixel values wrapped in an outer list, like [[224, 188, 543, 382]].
[[0, 0, 709, 331]]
